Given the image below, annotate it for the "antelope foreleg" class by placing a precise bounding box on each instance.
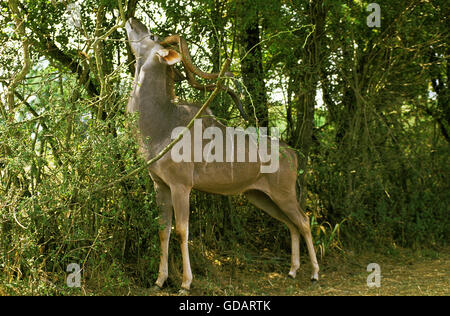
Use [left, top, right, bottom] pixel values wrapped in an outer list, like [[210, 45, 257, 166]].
[[171, 185, 193, 290]]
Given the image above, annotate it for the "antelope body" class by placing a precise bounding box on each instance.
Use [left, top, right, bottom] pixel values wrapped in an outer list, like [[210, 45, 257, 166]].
[[125, 18, 319, 291]]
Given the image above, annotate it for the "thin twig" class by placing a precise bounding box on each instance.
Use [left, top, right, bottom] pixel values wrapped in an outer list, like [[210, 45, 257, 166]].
[[239, 25, 314, 64]]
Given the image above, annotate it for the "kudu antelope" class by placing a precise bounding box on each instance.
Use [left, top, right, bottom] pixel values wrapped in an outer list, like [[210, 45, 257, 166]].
[[125, 18, 319, 291]]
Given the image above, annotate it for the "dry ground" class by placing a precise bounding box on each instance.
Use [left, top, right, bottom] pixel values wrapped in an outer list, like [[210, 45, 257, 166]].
[[146, 246, 449, 296], [1, 246, 448, 296]]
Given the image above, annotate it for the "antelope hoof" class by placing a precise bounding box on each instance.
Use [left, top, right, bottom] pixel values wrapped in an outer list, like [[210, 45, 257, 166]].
[[288, 271, 297, 279], [178, 288, 190, 296], [152, 284, 163, 292]]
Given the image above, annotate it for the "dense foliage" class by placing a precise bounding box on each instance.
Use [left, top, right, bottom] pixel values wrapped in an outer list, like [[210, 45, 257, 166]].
[[0, 0, 448, 293]]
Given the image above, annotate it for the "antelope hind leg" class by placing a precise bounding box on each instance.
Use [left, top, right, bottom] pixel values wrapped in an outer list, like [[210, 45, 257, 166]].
[[244, 190, 301, 278]]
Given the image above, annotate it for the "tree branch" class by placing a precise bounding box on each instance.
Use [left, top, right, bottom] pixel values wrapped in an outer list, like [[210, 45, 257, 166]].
[[7, 0, 31, 112]]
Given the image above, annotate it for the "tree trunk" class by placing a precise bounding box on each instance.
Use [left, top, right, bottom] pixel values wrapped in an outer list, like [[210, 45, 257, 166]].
[[292, 0, 326, 210], [237, 2, 268, 127]]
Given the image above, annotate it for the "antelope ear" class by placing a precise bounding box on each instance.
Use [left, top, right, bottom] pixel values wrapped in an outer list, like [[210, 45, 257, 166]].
[[156, 49, 182, 65]]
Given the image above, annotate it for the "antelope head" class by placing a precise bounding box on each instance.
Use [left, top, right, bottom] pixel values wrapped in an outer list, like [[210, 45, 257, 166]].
[[125, 17, 247, 120], [125, 18, 181, 71]]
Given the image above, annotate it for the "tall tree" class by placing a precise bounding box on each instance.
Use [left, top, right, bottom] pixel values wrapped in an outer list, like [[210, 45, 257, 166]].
[[291, 0, 327, 209], [236, 0, 269, 127]]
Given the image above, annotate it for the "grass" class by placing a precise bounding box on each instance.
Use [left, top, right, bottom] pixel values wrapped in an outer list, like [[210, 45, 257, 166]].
[[153, 246, 450, 296], [1, 246, 448, 296]]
